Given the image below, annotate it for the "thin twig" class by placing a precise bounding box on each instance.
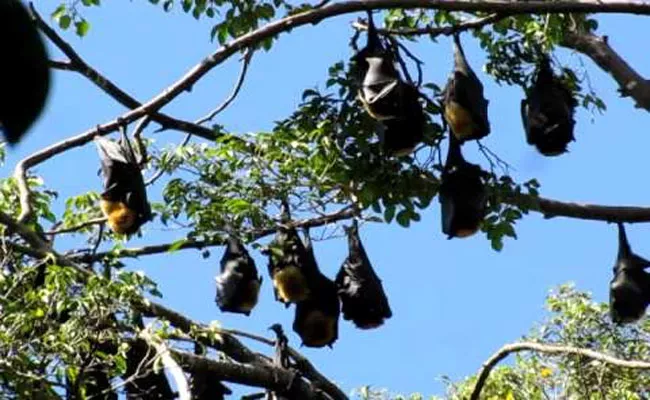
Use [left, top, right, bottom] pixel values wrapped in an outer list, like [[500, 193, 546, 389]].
[[194, 48, 254, 126], [470, 341, 650, 400], [140, 328, 191, 400]]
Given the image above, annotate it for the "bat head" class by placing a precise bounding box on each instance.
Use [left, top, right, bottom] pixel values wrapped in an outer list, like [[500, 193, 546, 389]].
[[0, 1, 50, 145]]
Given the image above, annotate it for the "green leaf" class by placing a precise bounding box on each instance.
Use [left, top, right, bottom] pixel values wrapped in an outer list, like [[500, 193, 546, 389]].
[[59, 15, 72, 29], [75, 20, 90, 37], [167, 239, 188, 253]]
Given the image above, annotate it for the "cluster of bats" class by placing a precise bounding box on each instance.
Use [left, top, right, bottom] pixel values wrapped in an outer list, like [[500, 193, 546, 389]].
[[215, 212, 392, 348]]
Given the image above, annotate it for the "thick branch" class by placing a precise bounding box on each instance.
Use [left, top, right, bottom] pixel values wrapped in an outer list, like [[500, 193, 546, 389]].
[[535, 196, 650, 223], [470, 341, 650, 400], [173, 350, 330, 400], [353, 13, 506, 37], [562, 30, 650, 111]]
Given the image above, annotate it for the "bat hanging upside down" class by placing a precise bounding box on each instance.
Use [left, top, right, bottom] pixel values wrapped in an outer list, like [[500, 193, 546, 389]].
[[95, 131, 152, 235]]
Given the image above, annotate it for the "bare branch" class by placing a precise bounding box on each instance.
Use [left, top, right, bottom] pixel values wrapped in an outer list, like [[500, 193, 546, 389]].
[[45, 217, 106, 236], [29, 4, 218, 141], [535, 196, 650, 223], [470, 341, 650, 400], [194, 48, 254, 126], [562, 30, 650, 111]]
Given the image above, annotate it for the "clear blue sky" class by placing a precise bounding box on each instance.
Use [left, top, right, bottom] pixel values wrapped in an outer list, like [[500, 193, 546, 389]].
[[9, 2, 650, 398]]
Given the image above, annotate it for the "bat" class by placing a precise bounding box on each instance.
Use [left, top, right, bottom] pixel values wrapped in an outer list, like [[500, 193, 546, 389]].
[[95, 130, 152, 235], [215, 232, 262, 316], [379, 82, 426, 157], [0, 0, 50, 145], [293, 273, 340, 348], [609, 223, 650, 324], [442, 34, 490, 143], [439, 134, 487, 239], [292, 231, 340, 348], [125, 339, 175, 400], [521, 57, 577, 156], [352, 11, 402, 121], [190, 343, 231, 400], [335, 220, 392, 329], [266, 225, 311, 306]]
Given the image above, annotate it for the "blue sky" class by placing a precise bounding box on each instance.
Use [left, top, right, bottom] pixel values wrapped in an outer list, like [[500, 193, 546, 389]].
[[8, 2, 650, 398]]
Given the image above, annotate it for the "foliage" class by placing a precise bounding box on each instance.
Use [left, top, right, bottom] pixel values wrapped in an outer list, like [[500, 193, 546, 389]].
[[360, 285, 650, 400]]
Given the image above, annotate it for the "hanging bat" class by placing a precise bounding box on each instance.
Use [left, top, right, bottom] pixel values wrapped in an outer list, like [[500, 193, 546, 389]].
[[336, 220, 392, 330], [379, 82, 425, 157], [292, 231, 340, 348], [521, 57, 577, 156], [352, 11, 403, 121], [609, 223, 650, 324], [190, 343, 231, 400], [442, 34, 490, 143], [215, 232, 262, 316], [125, 339, 175, 400], [439, 134, 487, 239], [95, 130, 152, 235], [266, 225, 311, 306], [0, 0, 50, 145]]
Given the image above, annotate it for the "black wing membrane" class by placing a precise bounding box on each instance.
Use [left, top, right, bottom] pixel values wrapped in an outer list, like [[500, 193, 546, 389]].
[[95, 135, 152, 235], [439, 135, 487, 239], [292, 231, 341, 348], [351, 11, 424, 156], [215, 234, 262, 316], [266, 226, 312, 306], [443, 34, 490, 143], [293, 273, 341, 348], [336, 221, 392, 329], [0, 0, 51, 145], [521, 57, 577, 156], [609, 223, 650, 324]]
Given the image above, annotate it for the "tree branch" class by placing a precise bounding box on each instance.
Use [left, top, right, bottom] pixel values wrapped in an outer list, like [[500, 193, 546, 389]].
[[140, 329, 191, 400], [352, 13, 506, 37], [73, 206, 357, 262], [561, 29, 650, 111], [172, 349, 331, 400], [29, 4, 218, 141], [470, 341, 650, 400], [16, 1, 650, 222], [535, 196, 650, 223]]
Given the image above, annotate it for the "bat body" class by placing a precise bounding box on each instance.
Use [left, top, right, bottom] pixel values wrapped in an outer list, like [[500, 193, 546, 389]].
[[521, 58, 577, 156], [293, 273, 340, 348], [379, 83, 426, 157], [292, 232, 340, 348], [125, 339, 175, 400], [443, 35, 490, 143], [351, 12, 424, 156], [609, 223, 650, 324], [439, 135, 487, 239], [215, 234, 262, 315], [267, 226, 312, 305], [0, 0, 50, 144], [336, 221, 392, 329], [95, 135, 152, 235]]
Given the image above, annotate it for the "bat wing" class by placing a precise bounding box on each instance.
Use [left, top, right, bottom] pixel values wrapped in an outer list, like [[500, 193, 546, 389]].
[[452, 72, 490, 135], [0, 1, 50, 144], [215, 265, 244, 311]]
